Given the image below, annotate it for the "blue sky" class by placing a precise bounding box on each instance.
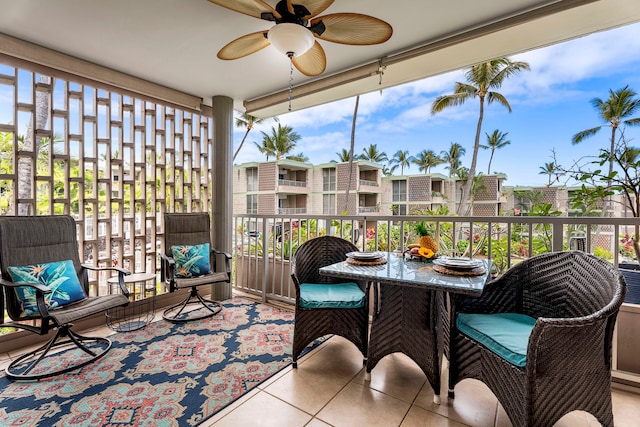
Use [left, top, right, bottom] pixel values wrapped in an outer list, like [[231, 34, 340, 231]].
[[233, 21, 640, 187]]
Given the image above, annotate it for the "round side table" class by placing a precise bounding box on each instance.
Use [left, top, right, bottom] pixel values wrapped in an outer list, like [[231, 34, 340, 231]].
[[106, 272, 157, 332]]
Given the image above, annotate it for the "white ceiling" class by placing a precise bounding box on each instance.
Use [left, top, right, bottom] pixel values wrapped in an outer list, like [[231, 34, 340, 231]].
[[0, 0, 639, 117]]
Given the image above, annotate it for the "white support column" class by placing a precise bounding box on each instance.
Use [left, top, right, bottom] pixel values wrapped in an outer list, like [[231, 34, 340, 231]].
[[211, 95, 233, 300]]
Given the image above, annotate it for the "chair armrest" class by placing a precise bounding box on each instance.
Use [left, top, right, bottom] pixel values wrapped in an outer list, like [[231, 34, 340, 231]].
[[525, 310, 616, 376], [0, 277, 52, 293], [82, 264, 131, 276], [212, 249, 232, 276], [0, 277, 54, 319], [80, 265, 131, 297], [213, 249, 232, 260], [159, 252, 175, 264]]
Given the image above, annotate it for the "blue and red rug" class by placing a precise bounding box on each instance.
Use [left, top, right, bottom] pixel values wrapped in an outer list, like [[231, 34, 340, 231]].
[[0, 297, 310, 426]]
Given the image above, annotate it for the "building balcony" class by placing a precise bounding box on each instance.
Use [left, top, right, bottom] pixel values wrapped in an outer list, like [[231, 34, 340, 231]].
[[278, 207, 307, 215]]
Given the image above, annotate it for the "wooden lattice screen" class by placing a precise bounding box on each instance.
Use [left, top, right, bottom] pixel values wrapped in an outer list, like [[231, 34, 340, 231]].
[[0, 61, 212, 295]]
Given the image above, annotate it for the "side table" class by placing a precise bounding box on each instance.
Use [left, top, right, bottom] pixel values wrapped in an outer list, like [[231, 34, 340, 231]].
[[106, 272, 157, 332]]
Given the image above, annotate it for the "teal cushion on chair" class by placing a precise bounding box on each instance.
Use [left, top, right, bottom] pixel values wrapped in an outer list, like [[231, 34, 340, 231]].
[[299, 282, 365, 309], [171, 243, 212, 278], [457, 312, 536, 367], [8, 260, 86, 318]]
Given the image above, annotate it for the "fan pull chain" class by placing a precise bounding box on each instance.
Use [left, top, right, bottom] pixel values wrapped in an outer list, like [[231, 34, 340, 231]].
[[288, 53, 295, 112], [378, 59, 386, 95]]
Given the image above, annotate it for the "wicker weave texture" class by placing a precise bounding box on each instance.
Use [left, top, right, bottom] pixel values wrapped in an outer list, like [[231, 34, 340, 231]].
[[290, 236, 369, 363], [449, 250, 625, 427], [367, 284, 441, 395]]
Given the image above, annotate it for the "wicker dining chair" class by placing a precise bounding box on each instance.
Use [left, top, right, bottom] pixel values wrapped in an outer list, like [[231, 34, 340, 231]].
[[290, 236, 369, 368], [448, 250, 626, 427], [160, 212, 231, 322], [0, 215, 130, 380]]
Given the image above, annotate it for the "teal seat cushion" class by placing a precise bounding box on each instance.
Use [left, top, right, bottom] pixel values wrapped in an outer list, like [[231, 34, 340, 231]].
[[171, 243, 212, 278], [457, 312, 536, 368], [299, 282, 365, 309], [8, 260, 86, 318]]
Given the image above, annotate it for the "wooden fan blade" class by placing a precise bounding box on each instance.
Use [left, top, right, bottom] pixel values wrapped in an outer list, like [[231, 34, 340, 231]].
[[292, 41, 326, 76], [294, 0, 334, 19], [217, 31, 270, 60], [207, 0, 280, 20], [311, 13, 393, 45]]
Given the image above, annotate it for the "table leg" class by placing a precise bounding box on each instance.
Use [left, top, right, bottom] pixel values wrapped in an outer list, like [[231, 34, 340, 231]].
[[366, 284, 441, 401]]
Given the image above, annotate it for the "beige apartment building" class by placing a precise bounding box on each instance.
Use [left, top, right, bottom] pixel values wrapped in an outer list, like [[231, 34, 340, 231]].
[[233, 159, 508, 217]]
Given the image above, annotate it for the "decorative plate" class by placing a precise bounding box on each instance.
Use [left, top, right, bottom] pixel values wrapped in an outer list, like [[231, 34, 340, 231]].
[[346, 252, 384, 261], [432, 257, 483, 270]]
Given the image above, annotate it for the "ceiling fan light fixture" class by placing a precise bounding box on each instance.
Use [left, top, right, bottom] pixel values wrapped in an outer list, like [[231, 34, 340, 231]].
[[267, 23, 314, 57]]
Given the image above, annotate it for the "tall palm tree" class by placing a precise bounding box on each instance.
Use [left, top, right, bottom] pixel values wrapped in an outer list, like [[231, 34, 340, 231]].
[[389, 150, 415, 175], [572, 86, 640, 181], [441, 142, 466, 177], [359, 144, 388, 163], [344, 95, 360, 215], [233, 113, 278, 162], [412, 149, 444, 173], [256, 124, 301, 160], [336, 148, 351, 162], [480, 129, 510, 174], [432, 58, 530, 215], [538, 162, 561, 186]]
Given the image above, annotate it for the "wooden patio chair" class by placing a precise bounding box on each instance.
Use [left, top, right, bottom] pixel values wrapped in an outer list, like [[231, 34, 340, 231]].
[[160, 212, 231, 322], [290, 236, 369, 368], [0, 215, 130, 380], [448, 250, 626, 427]]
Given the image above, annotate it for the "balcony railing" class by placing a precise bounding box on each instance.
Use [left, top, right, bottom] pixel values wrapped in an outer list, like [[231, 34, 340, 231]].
[[232, 213, 640, 303], [359, 179, 378, 186], [277, 208, 307, 215], [278, 179, 306, 187], [359, 206, 380, 213]]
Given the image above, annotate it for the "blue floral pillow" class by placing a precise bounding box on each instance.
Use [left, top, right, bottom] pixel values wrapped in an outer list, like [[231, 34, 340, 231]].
[[171, 243, 211, 278], [8, 260, 86, 318]]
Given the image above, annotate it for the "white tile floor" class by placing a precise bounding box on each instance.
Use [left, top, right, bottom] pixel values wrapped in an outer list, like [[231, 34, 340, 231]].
[[2, 299, 640, 427], [201, 334, 640, 427]]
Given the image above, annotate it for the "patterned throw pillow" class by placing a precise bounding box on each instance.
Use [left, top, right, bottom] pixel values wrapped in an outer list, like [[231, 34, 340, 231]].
[[171, 243, 212, 278], [8, 260, 86, 318]]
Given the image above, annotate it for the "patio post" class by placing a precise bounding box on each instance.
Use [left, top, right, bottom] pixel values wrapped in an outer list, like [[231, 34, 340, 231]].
[[211, 95, 233, 300]]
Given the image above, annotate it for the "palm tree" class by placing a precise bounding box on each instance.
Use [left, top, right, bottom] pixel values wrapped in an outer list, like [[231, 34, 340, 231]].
[[538, 162, 561, 186], [285, 152, 309, 162], [572, 86, 640, 181], [359, 144, 388, 163], [233, 113, 278, 162], [480, 129, 510, 174], [256, 124, 301, 160], [344, 95, 360, 215], [441, 142, 466, 177], [336, 148, 351, 162], [431, 58, 530, 215], [389, 150, 415, 175], [412, 149, 444, 173], [254, 139, 275, 160]]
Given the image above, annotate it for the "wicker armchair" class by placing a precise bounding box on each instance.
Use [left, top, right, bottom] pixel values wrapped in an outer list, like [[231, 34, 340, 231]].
[[290, 236, 369, 368], [160, 213, 231, 322], [448, 250, 626, 427], [0, 215, 130, 380]]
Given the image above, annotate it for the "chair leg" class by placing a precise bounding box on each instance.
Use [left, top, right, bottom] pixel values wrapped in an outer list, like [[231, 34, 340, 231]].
[[6, 326, 112, 381], [162, 288, 222, 323]]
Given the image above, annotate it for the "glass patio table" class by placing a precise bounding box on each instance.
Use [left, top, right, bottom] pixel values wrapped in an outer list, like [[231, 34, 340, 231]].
[[319, 252, 490, 404]]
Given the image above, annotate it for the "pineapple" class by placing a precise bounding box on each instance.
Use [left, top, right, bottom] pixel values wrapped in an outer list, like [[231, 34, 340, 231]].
[[414, 221, 438, 253]]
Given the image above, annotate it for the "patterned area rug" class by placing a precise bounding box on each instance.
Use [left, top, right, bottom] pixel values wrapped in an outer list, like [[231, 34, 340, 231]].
[[0, 297, 311, 426]]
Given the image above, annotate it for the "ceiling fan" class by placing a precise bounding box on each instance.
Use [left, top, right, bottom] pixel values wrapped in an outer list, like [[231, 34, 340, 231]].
[[208, 0, 393, 76]]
